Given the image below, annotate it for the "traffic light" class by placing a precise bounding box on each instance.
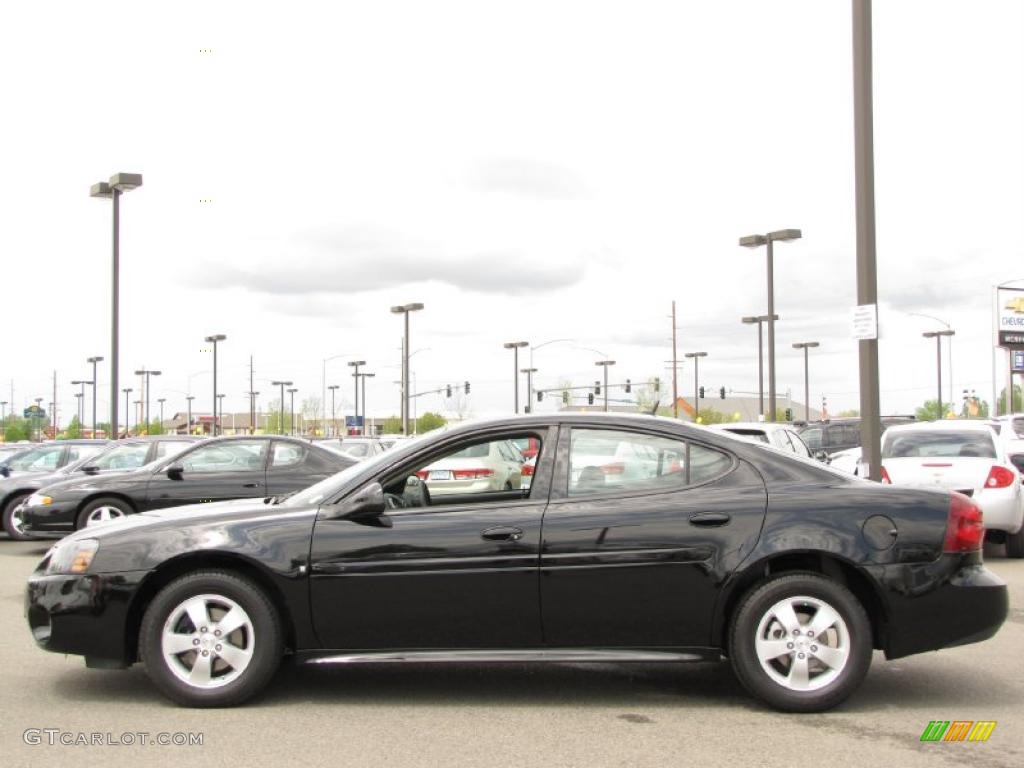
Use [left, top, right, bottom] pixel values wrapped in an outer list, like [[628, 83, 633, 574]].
[[625, 379, 632, 393], [719, 386, 726, 399], [537, 390, 544, 401], [588, 392, 594, 405], [654, 377, 661, 393], [699, 386, 705, 399], [594, 380, 601, 396], [785, 408, 793, 421], [562, 391, 569, 405], [446, 384, 452, 398], [464, 381, 470, 394]]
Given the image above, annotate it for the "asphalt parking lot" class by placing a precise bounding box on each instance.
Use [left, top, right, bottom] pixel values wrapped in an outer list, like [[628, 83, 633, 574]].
[[1, 537, 1021, 768]]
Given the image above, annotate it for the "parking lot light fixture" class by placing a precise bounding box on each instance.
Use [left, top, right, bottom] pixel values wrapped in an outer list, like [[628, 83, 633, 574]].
[[158, 398, 166, 430], [595, 360, 616, 412], [133, 369, 161, 434], [791, 342, 820, 422], [204, 335, 227, 436], [327, 385, 339, 437], [390, 303, 425, 435], [359, 373, 376, 434], [71, 380, 90, 425], [87, 356, 103, 437], [287, 388, 299, 436], [217, 394, 226, 434], [348, 361, 366, 435], [91, 172, 142, 440], [271, 381, 293, 435], [741, 315, 779, 416], [520, 368, 538, 413], [186, 395, 194, 435], [740, 229, 802, 421], [923, 330, 955, 419], [684, 352, 708, 421], [122, 388, 133, 437], [504, 341, 530, 413]]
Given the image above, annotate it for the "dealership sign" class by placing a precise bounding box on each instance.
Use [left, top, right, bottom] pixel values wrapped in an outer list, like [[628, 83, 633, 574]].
[[998, 287, 1024, 348]]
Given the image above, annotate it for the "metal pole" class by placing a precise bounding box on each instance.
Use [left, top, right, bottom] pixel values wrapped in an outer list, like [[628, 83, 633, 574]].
[[91, 358, 98, 437], [757, 320, 765, 417], [936, 335, 943, 419], [672, 300, 679, 419], [212, 340, 218, 436], [289, 390, 296, 436], [403, 313, 410, 435], [804, 346, 810, 422], [766, 239, 776, 421], [603, 364, 609, 412], [124, 389, 131, 437], [187, 396, 193, 435], [361, 375, 367, 433], [853, 0, 882, 481], [694, 356, 700, 421], [110, 190, 120, 439], [514, 346, 520, 414], [1008, 349, 1015, 415], [331, 388, 336, 437]]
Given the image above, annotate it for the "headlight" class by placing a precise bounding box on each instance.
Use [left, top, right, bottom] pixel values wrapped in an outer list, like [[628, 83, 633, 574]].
[[44, 539, 99, 575], [26, 493, 52, 507]]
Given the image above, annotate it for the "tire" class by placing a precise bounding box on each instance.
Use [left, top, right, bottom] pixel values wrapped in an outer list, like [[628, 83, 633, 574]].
[[1007, 526, 1024, 559], [728, 572, 872, 713], [2, 493, 34, 541], [75, 497, 134, 530], [139, 570, 283, 707]]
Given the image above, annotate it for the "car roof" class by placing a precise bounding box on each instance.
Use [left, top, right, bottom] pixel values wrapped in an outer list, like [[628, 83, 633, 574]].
[[884, 420, 995, 434], [712, 422, 786, 432]]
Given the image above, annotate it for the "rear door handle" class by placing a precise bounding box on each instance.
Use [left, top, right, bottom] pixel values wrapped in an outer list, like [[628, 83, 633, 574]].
[[481, 526, 524, 541], [689, 512, 731, 527], [243, 482, 262, 488]]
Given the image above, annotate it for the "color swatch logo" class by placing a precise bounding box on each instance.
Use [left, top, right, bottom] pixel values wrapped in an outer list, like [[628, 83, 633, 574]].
[[920, 721, 996, 742]]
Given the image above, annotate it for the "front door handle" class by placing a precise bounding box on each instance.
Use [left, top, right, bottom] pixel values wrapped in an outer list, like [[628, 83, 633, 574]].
[[243, 482, 262, 488], [481, 526, 524, 541], [688, 512, 731, 527]]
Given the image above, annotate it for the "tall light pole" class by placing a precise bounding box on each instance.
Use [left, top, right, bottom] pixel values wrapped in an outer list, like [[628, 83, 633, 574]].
[[271, 381, 292, 435], [348, 360, 366, 435], [122, 388, 133, 437], [133, 368, 161, 434], [742, 314, 779, 418], [521, 368, 538, 413], [86, 355, 103, 437], [246, 391, 259, 434], [359, 373, 376, 434], [186, 395, 194, 435], [217, 394, 226, 434], [71, 380, 90, 426], [91, 172, 142, 440], [923, 330, 955, 420], [739, 229, 802, 421], [34, 398, 43, 441], [595, 360, 616, 412], [670, 301, 679, 419], [684, 352, 708, 421], [287, 388, 298, 435], [504, 341, 529, 413], [792, 342, 820, 422], [390, 303, 424, 435], [158, 397, 166, 430], [327, 384, 339, 437], [205, 334, 227, 436], [74, 393, 83, 429], [909, 313, 954, 407], [0, 401, 6, 442]]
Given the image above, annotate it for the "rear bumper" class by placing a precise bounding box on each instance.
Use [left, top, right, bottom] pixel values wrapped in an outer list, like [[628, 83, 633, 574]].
[[867, 561, 1008, 660], [975, 489, 1024, 533]]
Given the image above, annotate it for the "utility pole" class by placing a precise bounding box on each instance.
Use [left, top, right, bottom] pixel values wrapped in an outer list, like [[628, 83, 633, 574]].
[[671, 301, 679, 418], [52, 370, 57, 437]]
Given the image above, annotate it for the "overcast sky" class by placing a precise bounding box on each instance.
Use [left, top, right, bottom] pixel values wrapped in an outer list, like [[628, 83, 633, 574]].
[[2, 0, 1022, 428]]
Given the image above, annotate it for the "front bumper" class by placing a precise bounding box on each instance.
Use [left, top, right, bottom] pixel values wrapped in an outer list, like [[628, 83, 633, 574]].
[[867, 560, 1008, 660], [25, 569, 150, 664], [21, 501, 79, 533]]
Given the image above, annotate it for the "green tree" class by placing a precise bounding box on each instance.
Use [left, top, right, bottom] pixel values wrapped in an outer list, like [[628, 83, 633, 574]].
[[380, 416, 403, 434], [915, 399, 957, 421], [960, 396, 990, 419], [64, 415, 82, 439], [264, 399, 293, 434], [693, 407, 728, 425], [998, 384, 1023, 414], [837, 409, 860, 418], [416, 412, 446, 433], [2, 417, 32, 442]]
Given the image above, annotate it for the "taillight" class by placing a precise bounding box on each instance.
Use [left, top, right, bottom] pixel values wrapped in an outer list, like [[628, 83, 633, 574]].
[[944, 492, 984, 553], [452, 468, 494, 479], [880, 466, 892, 484], [521, 463, 534, 477], [415, 470, 429, 480], [984, 465, 1016, 489], [602, 462, 625, 475]]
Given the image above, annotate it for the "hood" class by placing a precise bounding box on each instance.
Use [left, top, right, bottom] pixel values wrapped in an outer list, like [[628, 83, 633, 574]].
[[36, 465, 153, 495]]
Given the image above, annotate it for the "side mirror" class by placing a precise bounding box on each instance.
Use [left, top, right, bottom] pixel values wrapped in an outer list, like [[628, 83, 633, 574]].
[[82, 465, 100, 475], [339, 481, 390, 525], [166, 464, 185, 480], [0, 466, 9, 478], [813, 450, 829, 463]]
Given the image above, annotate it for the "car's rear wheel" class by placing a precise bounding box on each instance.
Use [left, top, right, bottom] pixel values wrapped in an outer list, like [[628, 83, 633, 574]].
[[2, 493, 34, 540], [75, 497, 133, 530], [140, 570, 282, 707], [728, 572, 872, 712], [1006, 526, 1024, 559]]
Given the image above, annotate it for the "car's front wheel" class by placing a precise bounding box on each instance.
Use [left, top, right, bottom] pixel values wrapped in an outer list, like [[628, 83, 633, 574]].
[[2, 493, 34, 540], [728, 572, 872, 712], [75, 497, 133, 530], [140, 570, 283, 707]]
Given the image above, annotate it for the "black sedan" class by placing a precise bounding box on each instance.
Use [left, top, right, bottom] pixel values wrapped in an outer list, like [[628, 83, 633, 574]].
[[20, 435, 352, 534], [0, 439, 107, 479], [2, 436, 203, 540], [25, 414, 1007, 711]]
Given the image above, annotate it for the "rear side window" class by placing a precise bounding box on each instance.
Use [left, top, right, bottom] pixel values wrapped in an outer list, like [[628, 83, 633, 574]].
[[800, 427, 822, 451], [882, 430, 997, 459], [568, 429, 731, 496], [272, 442, 308, 467]]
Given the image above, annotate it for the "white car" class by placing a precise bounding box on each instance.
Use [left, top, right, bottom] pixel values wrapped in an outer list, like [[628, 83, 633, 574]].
[[881, 420, 1024, 557], [418, 439, 525, 497], [710, 422, 815, 459]]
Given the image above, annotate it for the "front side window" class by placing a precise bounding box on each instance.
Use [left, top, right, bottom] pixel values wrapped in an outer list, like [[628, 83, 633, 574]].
[[66, 444, 105, 463], [8, 445, 64, 471], [155, 441, 195, 461], [568, 429, 731, 496], [180, 441, 267, 473]]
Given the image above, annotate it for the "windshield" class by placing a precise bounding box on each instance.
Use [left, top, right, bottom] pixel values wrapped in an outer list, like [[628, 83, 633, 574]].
[[882, 430, 997, 459], [88, 442, 153, 470]]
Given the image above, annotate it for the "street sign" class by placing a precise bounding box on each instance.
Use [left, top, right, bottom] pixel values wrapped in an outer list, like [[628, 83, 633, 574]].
[[1014, 350, 1024, 372], [852, 304, 878, 340], [345, 415, 364, 427], [997, 287, 1024, 348], [23, 405, 45, 419]]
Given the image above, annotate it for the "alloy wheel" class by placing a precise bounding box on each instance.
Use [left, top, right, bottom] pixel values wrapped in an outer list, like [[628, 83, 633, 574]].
[[753, 595, 851, 692], [161, 593, 255, 689]]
